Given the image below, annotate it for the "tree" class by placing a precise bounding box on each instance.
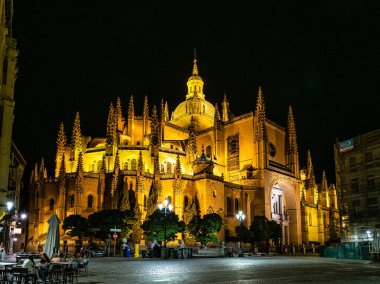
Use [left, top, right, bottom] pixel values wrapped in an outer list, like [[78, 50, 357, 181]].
[[327, 218, 340, 244], [235, 224, 255, 245], [141, 209, 185, 244], [87, 210, 135, 240], [187, 213, 223, 245], [62, 214, 88, 239], [267, 220, 283, 248], [250, 216, 271, 251]]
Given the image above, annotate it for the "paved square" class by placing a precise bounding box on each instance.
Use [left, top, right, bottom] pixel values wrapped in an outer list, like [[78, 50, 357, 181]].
[[78, 256, 380, 283]]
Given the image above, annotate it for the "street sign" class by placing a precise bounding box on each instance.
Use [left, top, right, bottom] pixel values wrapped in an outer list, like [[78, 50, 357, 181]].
[[113, 233, 118, 239], [110, 228, 121, 232]]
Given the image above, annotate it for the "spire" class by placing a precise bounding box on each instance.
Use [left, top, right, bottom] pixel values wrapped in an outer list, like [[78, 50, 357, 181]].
[[128, 95, 134, 119], [188, 116, 197, 154], [307, 150, 314, 179], [221, 93, 230, 122], [255, 86, 267, 141], [287, 106, 298, 153], [71, 112, 82, 152], [193, 48, 198, 75], [150, 105, 159, 146], [33, 163, 39, 182], [214, 103, 221, 129], [321, 170, 328, 192], [115, 97, 123, 123], [137, 150, 143, 173], [143, 96, 149, 119], [160, 99, 165, 122], [76, 152, 84, 175], [164, 101, 169, 121], [106, 102, 116, 145], [114, 150, 120, 172], [59, 154, 66, 178], [56, 122, 67, 159], [175, 154, 182, 177], [39, 158, 45, 179]]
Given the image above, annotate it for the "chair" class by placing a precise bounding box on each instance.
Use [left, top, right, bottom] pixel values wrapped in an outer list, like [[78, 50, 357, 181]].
[[11, 267, 33, 284], [45, 269, 63, 284], [0, 267, 13, 284]]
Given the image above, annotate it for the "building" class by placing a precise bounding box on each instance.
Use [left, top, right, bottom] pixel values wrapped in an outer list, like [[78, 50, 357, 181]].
[[27, 57, 338, 250], [0, 0, 18, 216], [335, 129, 380, 243]]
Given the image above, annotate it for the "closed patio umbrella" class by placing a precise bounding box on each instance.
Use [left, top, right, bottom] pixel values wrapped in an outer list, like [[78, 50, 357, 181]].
[[45, 214, 61, 258]]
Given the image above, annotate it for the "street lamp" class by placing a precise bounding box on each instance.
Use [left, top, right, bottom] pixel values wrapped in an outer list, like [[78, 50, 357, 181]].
[[236, 210, 245, 257], [158, 199, 173, 248]]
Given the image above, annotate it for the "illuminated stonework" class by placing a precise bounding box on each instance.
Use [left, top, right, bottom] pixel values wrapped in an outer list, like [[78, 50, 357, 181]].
[[28, 57, 339, 249]]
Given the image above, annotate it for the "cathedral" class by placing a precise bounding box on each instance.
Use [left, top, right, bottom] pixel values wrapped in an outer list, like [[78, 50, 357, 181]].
[[27, 57, 339, 249]]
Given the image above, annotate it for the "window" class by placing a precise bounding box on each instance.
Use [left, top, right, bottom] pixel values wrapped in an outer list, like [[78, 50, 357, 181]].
[[269, 142, 276, 157], [97, 160, 103, 172], [352, 200, 360, 212], [144, 195, 147, 208], [367, 197, 377, 206], [131, 159, 137, 171], [213, 190, 216, 198], [167, 196, 172, 204], [203, 105, 205, 113], [309, 213, 312, 226], [367, 175, 375, 190], [49, 199, 55, 211], [227, 197, 232, 214], [136, 141, 140, 145], [124, 162, 128, 170], [349, 157, 356, 166], [87, 195, 93, 209], [170, 144, 174, 149], [234, 198, 239, 214], [160, 164, 165, 173], [351, 178, 359, 193], [167, 162, 172, 174], [206, 145, 212, 158], [70, 195, 75, 208], [184, 196, 189, 208], [365, 152, 373, 163]]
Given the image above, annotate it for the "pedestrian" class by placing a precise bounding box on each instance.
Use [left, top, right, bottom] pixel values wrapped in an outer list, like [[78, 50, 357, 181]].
[[0, 242, 5, 261]]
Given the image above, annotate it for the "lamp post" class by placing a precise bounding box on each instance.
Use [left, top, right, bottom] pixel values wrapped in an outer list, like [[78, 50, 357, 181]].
[[236, 210, 245, 257], [158, 199, 173, 248], [20, 213, 28, 252], [4, 201, 14, 254]]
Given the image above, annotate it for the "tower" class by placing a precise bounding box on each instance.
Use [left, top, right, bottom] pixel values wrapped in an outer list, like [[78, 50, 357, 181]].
[[0, 0, 18, 214]]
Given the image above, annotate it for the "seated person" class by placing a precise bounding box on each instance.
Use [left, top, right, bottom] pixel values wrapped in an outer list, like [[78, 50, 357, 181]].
[[22, 255, 40, 281], [37, 253, 51, 282]]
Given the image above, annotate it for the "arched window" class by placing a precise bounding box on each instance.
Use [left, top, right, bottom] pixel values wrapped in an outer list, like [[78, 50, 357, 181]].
[[206, 145, 212, 158], [227, 197, 232, 214], [170, 144, 174, 149], [131, 159, 137, 171], [91, 163, 95, 172], [144, 195, 147, 208], [167, 162, 172, 174], [49, 199, 55, 211], [124, 162, 128, 170], [203, 105, 206, 113], [184, 196, 189, 208], [87, 195, 93, 209], [167, 196, 172, 204], [235, 198, 239, 213], [129, 182, 133, 191], [70, 194, 75, 208], [97, 160, 102, 172], [160, 164, 165, 173]]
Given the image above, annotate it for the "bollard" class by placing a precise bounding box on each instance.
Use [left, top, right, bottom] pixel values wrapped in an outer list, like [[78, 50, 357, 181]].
[[134, 244, 140, 258], [302, 244, 306, 254], [312, 244, 315, 254]]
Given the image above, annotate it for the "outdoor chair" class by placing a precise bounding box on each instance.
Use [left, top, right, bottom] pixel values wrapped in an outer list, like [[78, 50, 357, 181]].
[[44, 269, 64, 284], [0, 267, 13, 284], [11, 267, 33, 284]]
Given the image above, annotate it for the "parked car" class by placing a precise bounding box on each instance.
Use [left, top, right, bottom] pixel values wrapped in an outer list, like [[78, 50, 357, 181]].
[[89, 246, 105, 257]]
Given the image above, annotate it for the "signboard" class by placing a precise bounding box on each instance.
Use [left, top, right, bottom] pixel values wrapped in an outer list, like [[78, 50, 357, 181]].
[[14, 228, 22, 234], [113, 233, 118, 239], [339, 139, 354, 153], [110, 228, 122, 232]]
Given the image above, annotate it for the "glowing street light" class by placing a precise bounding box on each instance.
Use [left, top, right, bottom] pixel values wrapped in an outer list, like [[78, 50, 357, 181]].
[[6, 201, 13, 211], [158, 199, 173, 248], [236, 210, 246, 257]]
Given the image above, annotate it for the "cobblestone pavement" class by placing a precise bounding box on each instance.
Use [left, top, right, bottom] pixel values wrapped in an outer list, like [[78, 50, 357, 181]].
[[76, 256, 380, 284]]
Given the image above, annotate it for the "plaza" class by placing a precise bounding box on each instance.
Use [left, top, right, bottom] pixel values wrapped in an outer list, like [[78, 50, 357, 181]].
[[78, 256, 380, 283]]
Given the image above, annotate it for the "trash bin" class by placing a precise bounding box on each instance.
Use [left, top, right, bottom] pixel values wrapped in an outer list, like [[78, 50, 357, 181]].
[[124, 246, 131, 257]]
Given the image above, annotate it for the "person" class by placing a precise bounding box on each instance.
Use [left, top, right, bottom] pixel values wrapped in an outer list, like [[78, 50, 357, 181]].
[[37, 252, 51, 282], [0, 243, 5, 261], [22, 255, 41, 282]]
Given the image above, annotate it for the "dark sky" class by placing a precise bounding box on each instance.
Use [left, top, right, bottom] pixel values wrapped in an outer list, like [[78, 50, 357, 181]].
[[11, 1, 380, 185]]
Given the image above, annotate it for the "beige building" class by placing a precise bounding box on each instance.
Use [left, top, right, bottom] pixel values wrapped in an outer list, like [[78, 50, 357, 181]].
[[335, 129, 380, 242], [27, 57, 338, 249]]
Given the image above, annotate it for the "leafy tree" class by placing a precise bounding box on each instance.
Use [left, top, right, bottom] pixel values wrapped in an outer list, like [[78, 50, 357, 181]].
[[62, 214, 89, 239], [267, 220, 283, 248], [188, 213, 223, 245], [87, 209, 135, 240], [235, 224, 255, 245], [250, 216, 271, 252], [141, 209, 185, 244], [327, 218, 340, 244]]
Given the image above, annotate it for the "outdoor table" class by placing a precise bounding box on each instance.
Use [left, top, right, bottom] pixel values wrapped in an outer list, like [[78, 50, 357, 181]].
[[0, 262, 16, 267]]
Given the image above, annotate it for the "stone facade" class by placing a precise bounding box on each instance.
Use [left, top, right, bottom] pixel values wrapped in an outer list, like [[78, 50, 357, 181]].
[[27, 57, 338, 249]]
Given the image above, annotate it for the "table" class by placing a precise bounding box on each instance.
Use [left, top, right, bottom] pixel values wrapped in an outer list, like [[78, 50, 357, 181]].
[[0, 262, 16, 267]]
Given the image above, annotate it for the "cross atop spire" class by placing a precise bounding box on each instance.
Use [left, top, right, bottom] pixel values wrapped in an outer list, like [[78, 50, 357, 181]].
[[193, 48, 198, 75]]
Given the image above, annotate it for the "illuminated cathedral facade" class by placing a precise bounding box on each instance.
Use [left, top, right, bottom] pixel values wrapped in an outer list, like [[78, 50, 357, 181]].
[[27, 58, 339, 249]]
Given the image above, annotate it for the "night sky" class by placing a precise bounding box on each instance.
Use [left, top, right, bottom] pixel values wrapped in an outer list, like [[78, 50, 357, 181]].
[[11, 1, 380, 185]]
